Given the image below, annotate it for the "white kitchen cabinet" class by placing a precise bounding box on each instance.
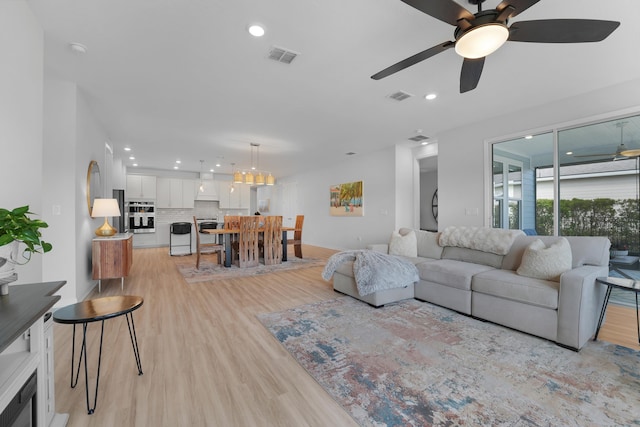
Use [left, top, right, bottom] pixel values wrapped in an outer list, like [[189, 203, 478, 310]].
[[182, 179, 195, 208], [126, 175, 156, 200], [218, 180, 249, 209], [132, 233, 156, 248], [156, 178, 195, 208], [156, 178, 171, 208], [156, 222, 171, 246]]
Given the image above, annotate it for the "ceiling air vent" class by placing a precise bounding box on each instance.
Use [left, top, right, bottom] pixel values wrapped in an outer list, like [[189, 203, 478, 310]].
[[387, 91, 413, 101], [408, 134, 429, 142], [268, 46, 298, 64]]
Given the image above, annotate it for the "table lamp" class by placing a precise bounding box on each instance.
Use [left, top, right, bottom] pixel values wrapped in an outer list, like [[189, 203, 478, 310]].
[[91, 198, 121, 236]]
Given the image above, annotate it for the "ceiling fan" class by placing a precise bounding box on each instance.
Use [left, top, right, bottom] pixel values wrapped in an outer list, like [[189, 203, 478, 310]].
[[371, 0, 620, 93], [573, 122, 640, 160]]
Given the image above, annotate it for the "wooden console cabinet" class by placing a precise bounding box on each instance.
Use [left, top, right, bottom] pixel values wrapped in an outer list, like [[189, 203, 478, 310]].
[[92, 233, 133, 292]]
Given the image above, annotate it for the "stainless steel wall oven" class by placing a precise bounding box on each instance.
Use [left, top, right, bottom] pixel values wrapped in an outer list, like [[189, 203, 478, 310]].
[[128, 201, 155, 233]]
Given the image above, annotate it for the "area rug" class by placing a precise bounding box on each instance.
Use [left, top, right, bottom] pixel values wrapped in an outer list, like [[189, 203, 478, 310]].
[[258, 297, 640, 426], [174, 256, 325, 283]]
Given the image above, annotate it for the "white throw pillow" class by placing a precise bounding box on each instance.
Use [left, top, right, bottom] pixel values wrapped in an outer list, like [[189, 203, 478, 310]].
[[516, 238, 572, 282], [389, 230, 418, 258]]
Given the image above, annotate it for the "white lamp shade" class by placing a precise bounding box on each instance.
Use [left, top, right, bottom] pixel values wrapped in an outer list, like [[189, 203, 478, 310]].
[[91, 198, 121, 218]]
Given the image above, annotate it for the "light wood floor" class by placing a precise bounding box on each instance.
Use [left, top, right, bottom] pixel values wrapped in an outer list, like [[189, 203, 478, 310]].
[[53, 245, 639, 426]]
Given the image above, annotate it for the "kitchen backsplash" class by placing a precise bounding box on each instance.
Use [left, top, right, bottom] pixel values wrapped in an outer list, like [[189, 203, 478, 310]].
[[156, 201, 249, 224]]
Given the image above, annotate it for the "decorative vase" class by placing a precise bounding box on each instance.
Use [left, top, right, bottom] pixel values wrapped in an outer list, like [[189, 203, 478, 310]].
[[0, 241, 19, 295]]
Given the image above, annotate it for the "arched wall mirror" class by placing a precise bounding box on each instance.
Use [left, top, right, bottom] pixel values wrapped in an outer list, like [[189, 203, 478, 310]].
[[86, 160, 102, 215]]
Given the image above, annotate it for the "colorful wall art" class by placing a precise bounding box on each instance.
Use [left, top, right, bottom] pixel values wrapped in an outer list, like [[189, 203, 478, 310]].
[[330, 181, 363, 217]]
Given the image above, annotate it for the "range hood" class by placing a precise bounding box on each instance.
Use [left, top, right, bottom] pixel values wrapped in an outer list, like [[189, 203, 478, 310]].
[[196, 173, 218, 201]]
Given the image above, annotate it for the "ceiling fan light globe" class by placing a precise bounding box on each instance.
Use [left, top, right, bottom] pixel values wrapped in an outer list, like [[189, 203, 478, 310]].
[[455, 24, 509, 59]]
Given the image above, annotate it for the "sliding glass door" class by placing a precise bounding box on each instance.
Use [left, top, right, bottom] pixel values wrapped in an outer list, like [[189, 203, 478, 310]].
[[491, 113, 640, 243]]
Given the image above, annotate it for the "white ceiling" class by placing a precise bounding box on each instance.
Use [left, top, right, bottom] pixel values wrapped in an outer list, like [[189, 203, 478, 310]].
[[27, 0, 640, 178]]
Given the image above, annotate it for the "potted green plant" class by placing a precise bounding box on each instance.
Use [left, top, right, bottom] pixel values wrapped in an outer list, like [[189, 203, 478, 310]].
[[0, 206, 52, 293]]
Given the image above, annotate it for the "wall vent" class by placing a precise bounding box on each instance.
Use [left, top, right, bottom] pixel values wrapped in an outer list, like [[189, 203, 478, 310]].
[[268, 46, 299, 64], [408, 135, 429, 142], [387, 91, 413, 101]]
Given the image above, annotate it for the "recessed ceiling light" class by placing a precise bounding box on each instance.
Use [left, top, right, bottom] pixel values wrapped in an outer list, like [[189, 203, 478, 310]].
[[421, 142, 429, 146], [175, 160, 181, 164], [425, 93, 437, 100], [210, 169, 214, 172], [129, 156, 135, 160], [566, 151, 573, 155], [524, 135, 533, 139], [174, 166, 179, 170], [215, 163, 221, 167], [248, 24, 265, 37], [124, 147, 131, 151], [132, 163, 138, 167]]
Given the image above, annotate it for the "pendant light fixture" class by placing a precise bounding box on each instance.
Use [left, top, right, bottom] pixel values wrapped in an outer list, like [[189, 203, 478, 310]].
[[619, 122, 640, 157], [266, 173, 275, 186], [198, 160, 205, 192], [230, 163, 237, 192], [245, 143, 256, 184], [254, 143, 265, 185], [233, 160, 243, 184]]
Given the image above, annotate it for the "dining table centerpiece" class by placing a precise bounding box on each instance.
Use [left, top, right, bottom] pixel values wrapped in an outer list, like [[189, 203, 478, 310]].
[[0, 206, 53, 295]]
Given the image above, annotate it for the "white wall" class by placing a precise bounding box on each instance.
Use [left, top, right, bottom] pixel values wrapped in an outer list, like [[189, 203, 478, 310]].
[[41, 78, 110, 304], [42, 79, 77, 305], [0, 1, 44, 285], [394, 145, 415, 230], [438, 78, 640, 229], [75, 90, 111, 301], [280, 146, 398, 250]]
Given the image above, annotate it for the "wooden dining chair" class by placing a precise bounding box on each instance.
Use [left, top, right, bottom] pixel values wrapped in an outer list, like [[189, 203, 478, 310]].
[[224, 215, 241, 261], [223, 215, 241, 231], [234, 216, 260, 268], [286, 215, 304, 259], [261, 216, 283, 265], [193, 216, 224, 269]]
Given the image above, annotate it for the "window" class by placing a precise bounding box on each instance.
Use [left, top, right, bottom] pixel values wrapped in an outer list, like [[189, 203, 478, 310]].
[[490, 114, 640, 249]]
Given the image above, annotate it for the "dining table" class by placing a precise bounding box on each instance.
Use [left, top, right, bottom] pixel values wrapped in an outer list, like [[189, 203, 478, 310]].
[[203, 227, 296, 267]]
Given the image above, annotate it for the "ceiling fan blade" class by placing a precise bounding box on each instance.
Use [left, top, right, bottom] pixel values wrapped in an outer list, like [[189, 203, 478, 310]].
[[400, 0, 474, 26], [509, 19, 620, 43], [371, 41, 454, 80], [496, 0, 540, 19], [460, 57, 484, 93]]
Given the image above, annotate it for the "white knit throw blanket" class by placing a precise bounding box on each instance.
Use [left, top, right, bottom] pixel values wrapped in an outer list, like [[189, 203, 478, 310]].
[[322, 250, 419, 296], [438, 226, 524, 255]]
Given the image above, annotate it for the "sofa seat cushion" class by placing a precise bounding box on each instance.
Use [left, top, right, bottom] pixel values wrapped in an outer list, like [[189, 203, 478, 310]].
[[417, 259, 495, 291], [335, 261, 355, 277], [472, 269, 559, 310]]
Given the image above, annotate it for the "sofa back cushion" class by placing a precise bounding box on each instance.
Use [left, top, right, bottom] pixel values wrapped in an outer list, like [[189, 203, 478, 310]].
[[399, 228, 443, 259], [502, 235, 611, 271], [439, 226, 525, 255], [441, 247, 504, 268], [389, 230, 418, 257]]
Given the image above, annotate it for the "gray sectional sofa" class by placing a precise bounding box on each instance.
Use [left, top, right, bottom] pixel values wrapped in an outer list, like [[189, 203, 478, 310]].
[[331, 227, 611, 350]]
